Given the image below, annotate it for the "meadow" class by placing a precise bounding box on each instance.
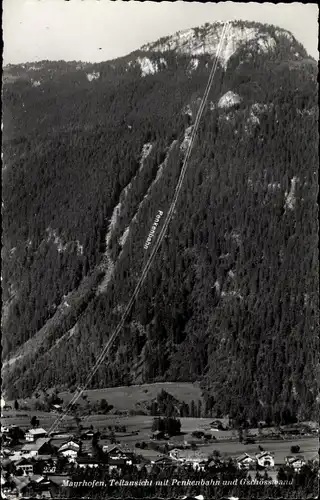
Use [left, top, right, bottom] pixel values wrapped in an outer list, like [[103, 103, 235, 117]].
[[58, 381, 204, 412]]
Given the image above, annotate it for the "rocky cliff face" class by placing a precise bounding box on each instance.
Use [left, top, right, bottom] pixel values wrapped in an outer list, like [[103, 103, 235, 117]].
[[141, 20, 306, 66], [2, 21, 318, 422]]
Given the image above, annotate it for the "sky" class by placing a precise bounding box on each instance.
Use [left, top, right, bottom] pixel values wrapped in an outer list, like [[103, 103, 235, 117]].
[[3, 1, 319, 65]]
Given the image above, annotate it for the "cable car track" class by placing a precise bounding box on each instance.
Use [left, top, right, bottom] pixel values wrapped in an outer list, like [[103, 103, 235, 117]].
[[49, 21, 231, 434]]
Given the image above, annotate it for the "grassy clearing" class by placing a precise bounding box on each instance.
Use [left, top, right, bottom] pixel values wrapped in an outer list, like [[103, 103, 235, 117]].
[[58, 382, 203, 411], [1, 410, 73, 430]]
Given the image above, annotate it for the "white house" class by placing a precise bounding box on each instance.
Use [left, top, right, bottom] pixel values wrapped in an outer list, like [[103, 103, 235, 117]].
[[169, 449, 205, 469], [236, 453, 254, 470], [285, 455, 306, 472], [58, 441, 80, 462], [255, 451, 275, 468], [25, 428, 47, 442]]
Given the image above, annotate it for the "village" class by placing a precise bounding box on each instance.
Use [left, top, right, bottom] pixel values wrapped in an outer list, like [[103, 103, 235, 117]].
[[1, 397, 319, 499]]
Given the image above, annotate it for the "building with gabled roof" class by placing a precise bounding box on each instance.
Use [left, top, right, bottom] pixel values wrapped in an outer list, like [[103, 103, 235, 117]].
[[236, 453, 254, 470], [58, 440, 80, 452], [285, 455, 306, 471], [58, 441, 79, 462], [152, 456, 174, 468], [15, 457, 35, 475], [255, 451, 274, 468], [76, 456, 101, 469], [21, 438, 53, 457], [25, 428, 48, 442]]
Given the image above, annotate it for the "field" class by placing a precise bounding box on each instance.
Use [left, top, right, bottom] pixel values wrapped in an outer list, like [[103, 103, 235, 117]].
[[58, 382, 204, 412]]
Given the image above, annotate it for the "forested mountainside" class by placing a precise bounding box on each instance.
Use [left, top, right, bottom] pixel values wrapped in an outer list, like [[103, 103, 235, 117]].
[[2, 20, 319, 423]]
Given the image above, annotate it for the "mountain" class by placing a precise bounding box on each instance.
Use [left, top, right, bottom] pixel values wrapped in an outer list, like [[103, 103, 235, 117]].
[[2, 20, 318, 423]]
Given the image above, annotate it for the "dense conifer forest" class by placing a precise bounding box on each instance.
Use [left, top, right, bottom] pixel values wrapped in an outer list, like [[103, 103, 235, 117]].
[[2, 21, 318, 423]]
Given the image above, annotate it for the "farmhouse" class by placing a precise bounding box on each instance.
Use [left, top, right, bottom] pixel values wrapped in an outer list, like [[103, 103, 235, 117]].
[[236, 453, 254, 470], [285, 455, 306, 471], [169, 448, 206, 469], [207, 458, 224, 469], [76, 456, 100, 468], [255, 451, 275, 468], [58, 441, 80, 461], [15, 457, 34, 475], [152, 456, 175, 468], [106, 446, 134, 464], [58, 440, 80, 451], [25, 428, 48, 442], [21, 438, 52, 457]]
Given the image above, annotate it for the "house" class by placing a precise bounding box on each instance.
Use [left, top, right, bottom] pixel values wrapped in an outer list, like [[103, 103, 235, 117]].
[[285, 455, 306, 472], [25, 428, 48, 442], [151, 430, 165, 440], [236, 453, 254, 470], [152, 456, 174, 468], [21, 438, 52, 457], [15, 457, 34, 475], [105, 446, 134, 464], [207, 458, 224, 469], [105, 446, 135, 472], [191, 460, 206, 471], [58, 441, 80, 462], [51, 404, 62, 413], [76, 456, 101, 469], [58, 440, 80, 452], [255, 451, 275, 468], [169, 449, 205, 467]]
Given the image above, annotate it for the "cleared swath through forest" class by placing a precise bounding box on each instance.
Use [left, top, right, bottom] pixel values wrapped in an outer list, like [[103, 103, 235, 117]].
[[48, 21, 231, 434]]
